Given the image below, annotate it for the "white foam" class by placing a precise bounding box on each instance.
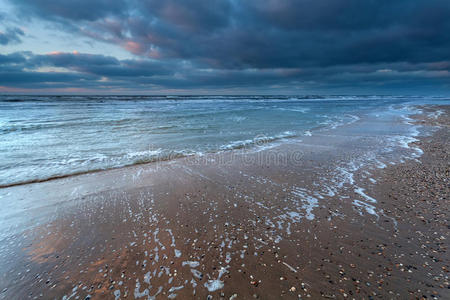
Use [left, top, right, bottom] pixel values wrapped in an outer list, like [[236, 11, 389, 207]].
[[225, 252, 231, 264], [291, 187, 319, 220], [134, 281, 149, 298], [168, 285, 184, 293], [191, 269, 203, 279], [182, 261, 200, 268], [353, 200, 378, 216], [203, 266, 229, 292], [144, 271, 151, 284], [277, 107, 310, 113], [354, 187, 376, 203], [429, 109, 444, 119], [286, 211, 302, 222], [148, 286, 163, 300], [126, 149, 163, 159], [204, 280, 224, 292]]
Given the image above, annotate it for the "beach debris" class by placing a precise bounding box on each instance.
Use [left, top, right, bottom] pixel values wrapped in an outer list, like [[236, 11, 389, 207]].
[[282, 262, 298, 273]]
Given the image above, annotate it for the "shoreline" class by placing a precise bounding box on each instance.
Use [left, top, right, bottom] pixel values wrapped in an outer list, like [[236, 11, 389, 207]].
[[0, 114, 357, 189], [0, 105, 448, 299]]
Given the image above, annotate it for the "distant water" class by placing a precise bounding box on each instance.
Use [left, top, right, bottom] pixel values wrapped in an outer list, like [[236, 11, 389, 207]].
[[0, 95, 448, 186]]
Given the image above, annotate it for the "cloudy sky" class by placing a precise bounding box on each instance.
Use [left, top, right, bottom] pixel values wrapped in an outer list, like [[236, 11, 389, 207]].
[[0, 0, 449, 94]]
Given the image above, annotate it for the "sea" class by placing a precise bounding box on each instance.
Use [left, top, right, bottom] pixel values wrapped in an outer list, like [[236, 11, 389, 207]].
[[0, 95, 448, 187]]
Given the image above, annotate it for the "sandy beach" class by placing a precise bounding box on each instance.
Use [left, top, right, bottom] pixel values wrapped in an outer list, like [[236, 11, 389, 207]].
[[0, 105, 448, 300]]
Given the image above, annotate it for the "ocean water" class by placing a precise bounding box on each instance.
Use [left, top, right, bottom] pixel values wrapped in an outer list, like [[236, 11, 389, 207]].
[[0, 95, 448, 187]]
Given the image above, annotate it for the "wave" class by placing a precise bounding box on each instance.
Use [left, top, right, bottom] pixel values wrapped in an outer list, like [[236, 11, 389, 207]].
[[276, 107, 310, 113], [1, 96, 446, 188], [219, 131, 298, 151], [0, 150, 189, 188], [316, 114, 360, 131], [0, 118, 138, 133], [2, 95, 445, 104], [0, 130, 301, 188]]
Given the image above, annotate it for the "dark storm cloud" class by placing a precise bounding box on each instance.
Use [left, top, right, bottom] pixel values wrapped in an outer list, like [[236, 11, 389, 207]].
[[0, 52, 174, 80], [0, 52, 27, 64], [0, 70, 88, 84], [13, 0, 129, 21], [29, 52, 172, 77], [11, 0, 450, 65], [0, 27, 24, 45], [1, 51, 448, 93], [2, 0, 450, 93]]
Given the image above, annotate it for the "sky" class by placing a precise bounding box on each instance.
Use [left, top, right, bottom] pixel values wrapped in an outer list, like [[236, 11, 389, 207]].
[[0, 0, 449, 95]]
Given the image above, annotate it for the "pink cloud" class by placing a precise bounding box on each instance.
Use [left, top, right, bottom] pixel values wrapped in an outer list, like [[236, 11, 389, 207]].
[[124, 41, 145, 55], [47, 51, 64, 56]]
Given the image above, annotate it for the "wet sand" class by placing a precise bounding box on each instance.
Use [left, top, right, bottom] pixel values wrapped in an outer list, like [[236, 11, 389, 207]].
[[0, 106, 449, 299]]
